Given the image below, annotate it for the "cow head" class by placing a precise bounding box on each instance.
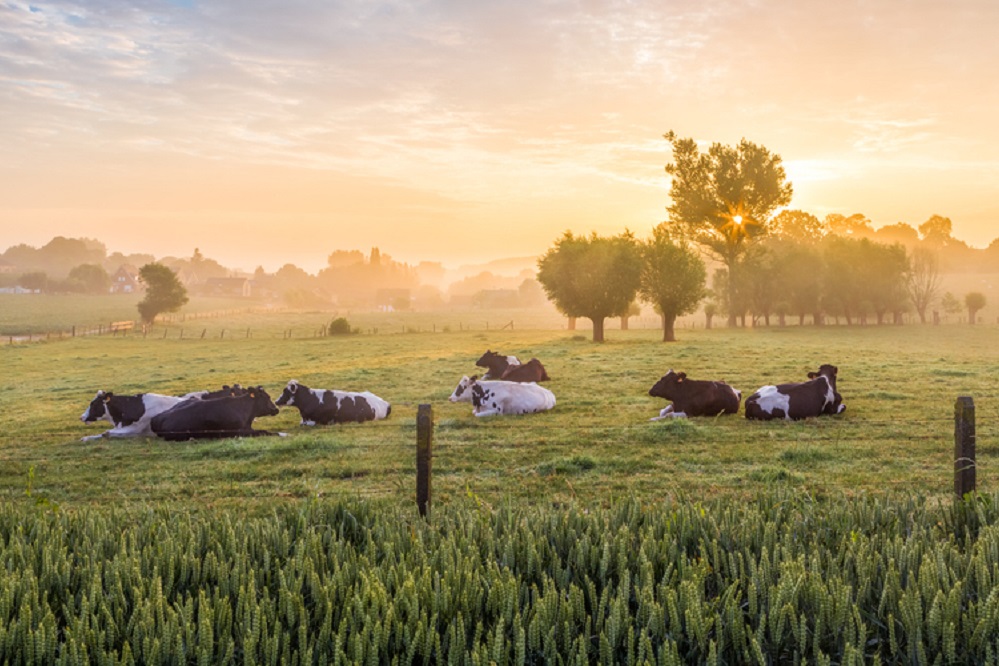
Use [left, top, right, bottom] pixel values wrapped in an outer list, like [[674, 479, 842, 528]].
[[475, 351, 498, 368], [249, 386, 281, 417], [808, 364, 844, 414], [81, 390, 113, 422], [275, 380, 305, 406], [449, 376, 478, 403], [648, 370, 686, 399], [807, 364, 839, 389]]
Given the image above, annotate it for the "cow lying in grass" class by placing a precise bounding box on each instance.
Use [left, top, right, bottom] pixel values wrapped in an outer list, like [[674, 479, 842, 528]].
[[275, 380, 391, 425], [476, 350, 521, 379], [449, 376, 556, 417], [499, 358, 550, 382], [79, 385, 244, 441], [745, 364, 845, 420], [648, 370, 741, 419], [150, 386, 281, 440]]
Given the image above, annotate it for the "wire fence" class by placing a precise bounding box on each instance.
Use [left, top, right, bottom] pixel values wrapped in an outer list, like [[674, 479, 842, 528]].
[[7, 308, 992, 344], [5, 415, 994, 459]]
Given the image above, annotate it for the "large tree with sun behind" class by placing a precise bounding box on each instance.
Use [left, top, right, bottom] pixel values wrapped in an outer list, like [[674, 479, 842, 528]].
[[664, 131, 793, 327]]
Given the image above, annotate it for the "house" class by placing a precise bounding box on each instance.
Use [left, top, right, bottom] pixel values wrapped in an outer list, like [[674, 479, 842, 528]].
[[473, 289, 520, 309], [375, 288, 411, 311], [174, 267, 203, 289], [203, 277, 252, 298], [109, 265, 143, 294]]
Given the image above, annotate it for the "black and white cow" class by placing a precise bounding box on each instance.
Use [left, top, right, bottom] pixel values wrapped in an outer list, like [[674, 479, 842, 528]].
[[476, 350, 521, 380], [744, 364, 845, 421], [449, 376, 556, 417], [78, 387, 232, 441], [648, 370, 741, 419], [275, 380, 391, 425], [150, 386, 281, 440]]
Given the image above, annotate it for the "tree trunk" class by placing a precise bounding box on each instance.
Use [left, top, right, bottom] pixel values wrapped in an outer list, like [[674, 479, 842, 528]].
[[705, 313, 713, 329], [568, 317, 576, 331], [620, 316, 629, 331], [662, 314, 677, 342], [592, 317, 605, 342]]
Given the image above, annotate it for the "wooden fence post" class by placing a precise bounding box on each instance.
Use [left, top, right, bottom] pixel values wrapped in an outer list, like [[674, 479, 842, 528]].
[[955, 396, 976, 498], [416, 403, 433, 518]]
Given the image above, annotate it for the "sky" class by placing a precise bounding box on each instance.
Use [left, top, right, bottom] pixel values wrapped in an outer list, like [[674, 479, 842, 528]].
[[2, 0, 998, 273]]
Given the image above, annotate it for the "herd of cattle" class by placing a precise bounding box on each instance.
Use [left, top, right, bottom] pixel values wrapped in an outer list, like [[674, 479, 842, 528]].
[[78, 349, 845, 441]]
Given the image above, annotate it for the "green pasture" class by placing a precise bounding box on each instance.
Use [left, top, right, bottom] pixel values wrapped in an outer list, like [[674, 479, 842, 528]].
[[0, 294, 257, 336], [2, 316, 998, 512]]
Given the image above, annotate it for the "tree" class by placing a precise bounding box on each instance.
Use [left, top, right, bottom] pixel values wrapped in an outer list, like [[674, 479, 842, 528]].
[[874, 222, 919, 248], [941, 292, 962, 319], [137, 263, 189, 324], [769, 210, 825, 244], [66, 263, 111, 294], [826, 214, 874, 239], [919, 215, 953, 247], [664, 131, 793, 327], [17, 271, 49, 292], [638, 225, 706, 341], [905, 248, 942, 324], [863, 241, 908, 325], [965, 292, 986, 324], [536, 231, 642, 342]]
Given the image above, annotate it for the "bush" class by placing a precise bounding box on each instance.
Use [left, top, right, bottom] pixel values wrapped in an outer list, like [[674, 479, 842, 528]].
[[327, 317, 357, 336]]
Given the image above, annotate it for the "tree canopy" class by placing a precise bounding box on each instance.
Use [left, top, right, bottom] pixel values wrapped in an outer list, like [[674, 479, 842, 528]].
[[664, 131, 792, 326], [137, 263, 189, 325], [536, 231, 642, 342], [638, 225, 706, 342]]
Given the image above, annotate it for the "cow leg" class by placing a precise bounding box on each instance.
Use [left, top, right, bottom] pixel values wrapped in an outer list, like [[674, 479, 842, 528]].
[[649, 405, 675, 421], [474, 408, 502, 417]]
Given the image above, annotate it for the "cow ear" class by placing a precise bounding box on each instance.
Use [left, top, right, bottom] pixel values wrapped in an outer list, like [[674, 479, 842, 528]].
[[677, 372, 686, 381], [104, 393, 113, 402], [249, 390, 257, 398], [807, 372, 817, 379], [470, 374, 479, 382]]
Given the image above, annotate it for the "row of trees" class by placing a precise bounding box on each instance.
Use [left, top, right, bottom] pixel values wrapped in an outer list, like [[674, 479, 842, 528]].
[[536, 132, 989, 342]]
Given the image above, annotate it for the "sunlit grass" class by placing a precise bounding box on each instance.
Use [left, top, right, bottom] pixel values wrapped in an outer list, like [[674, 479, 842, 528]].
[[2, 318, 998, 512]]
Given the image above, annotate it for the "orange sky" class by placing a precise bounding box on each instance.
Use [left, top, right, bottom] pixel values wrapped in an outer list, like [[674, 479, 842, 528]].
[[2, 1, 998, 273]]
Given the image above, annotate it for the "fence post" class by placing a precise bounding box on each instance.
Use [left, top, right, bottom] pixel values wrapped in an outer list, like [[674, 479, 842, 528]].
[[955, 396, 976, 498], [416, 403, 433, 518]]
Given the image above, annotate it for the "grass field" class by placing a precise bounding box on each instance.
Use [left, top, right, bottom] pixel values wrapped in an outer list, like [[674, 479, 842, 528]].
[[0, 294, 262, 336], [3, 310, 998, 513]]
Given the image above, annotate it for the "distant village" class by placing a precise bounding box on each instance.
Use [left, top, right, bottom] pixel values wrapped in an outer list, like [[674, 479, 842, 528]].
[[0, 237, 548, 311]]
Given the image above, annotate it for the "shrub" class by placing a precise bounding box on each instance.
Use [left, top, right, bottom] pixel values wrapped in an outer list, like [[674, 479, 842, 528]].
[[327, 316, 357, 335]]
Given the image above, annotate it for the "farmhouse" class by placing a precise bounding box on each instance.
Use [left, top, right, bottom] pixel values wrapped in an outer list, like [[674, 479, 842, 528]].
[[376, 288, 411, 311], [109, 265, 143, 294], [202, 277, 252, 298]]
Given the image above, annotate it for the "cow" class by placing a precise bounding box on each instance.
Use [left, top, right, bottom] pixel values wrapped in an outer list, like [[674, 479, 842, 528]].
[[476, 350, 521, 379], [150, 386, 281, 441], [499, 358, 550, 383], [274, 380, 391, 425], [648, 370, 741, 419], [78, 387, 237, 441], [744, 364, 845, 421], [449, 376, 556, 417]]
